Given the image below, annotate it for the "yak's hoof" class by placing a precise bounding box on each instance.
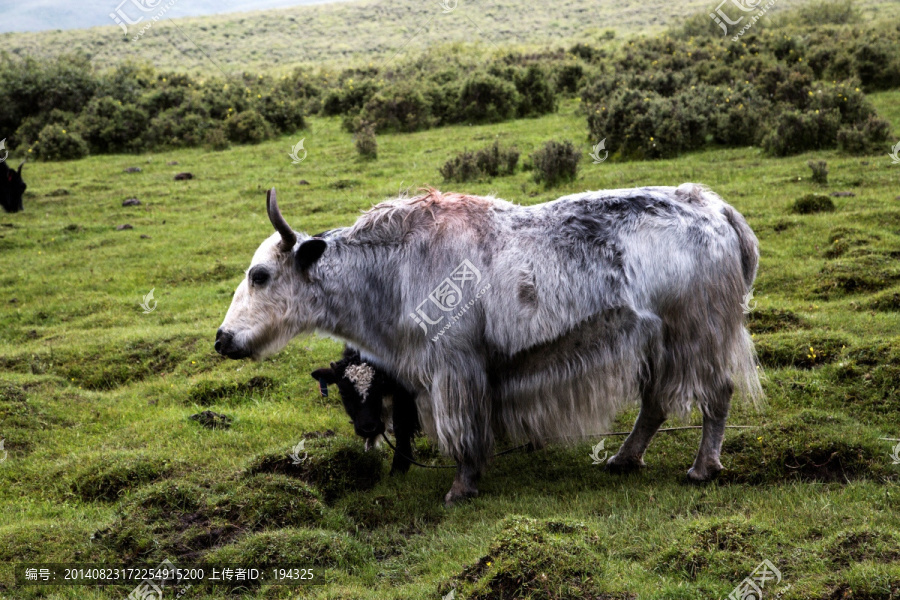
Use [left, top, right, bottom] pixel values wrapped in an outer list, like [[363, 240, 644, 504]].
[[686, 463, 723, 484], [389, 462, 411, 476], [443, 485, 478, 508], [604, 453, 645, 474]]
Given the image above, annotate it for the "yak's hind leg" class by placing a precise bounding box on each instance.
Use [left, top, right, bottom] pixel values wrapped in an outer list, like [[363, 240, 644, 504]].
[[429, 362, 492, 507], [606, 383, 666, 472], [607, 313, 666, 473], [687, 379, 732, 482]]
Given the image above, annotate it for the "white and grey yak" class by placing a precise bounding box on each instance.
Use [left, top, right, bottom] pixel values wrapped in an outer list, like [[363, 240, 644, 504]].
[[216, 185, 762, 505]]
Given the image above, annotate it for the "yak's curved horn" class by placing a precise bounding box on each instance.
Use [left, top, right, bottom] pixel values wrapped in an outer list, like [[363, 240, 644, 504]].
[[17, 160, 25, 174], [266, 188, 296, 252]]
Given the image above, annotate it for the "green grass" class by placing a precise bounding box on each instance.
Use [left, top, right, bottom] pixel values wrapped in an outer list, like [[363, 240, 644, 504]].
[[1, 97, 899, 599]]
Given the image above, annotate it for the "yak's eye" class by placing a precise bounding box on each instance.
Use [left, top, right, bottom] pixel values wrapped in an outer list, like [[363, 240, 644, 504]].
[[249, 267, 270, 287]]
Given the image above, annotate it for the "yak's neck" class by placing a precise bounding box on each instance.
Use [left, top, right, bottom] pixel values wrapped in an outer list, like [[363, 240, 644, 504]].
[[311, 240, 403, 363]]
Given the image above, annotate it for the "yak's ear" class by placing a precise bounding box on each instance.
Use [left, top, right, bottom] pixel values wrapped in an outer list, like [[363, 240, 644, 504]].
[[295, 238, 327, 271]]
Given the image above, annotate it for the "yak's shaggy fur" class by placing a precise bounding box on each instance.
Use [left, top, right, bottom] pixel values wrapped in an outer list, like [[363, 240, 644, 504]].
[[217, 185, 762, 505]]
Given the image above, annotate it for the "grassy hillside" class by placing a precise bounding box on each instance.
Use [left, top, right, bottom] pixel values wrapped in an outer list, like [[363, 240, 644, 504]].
[[0, 90, 899, 598], [2, 0, 898, 73]]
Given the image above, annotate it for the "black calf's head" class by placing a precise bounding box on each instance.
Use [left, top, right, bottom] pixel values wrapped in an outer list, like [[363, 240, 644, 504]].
[[0, 161, 26, 214], [312, 348, 387, 445]]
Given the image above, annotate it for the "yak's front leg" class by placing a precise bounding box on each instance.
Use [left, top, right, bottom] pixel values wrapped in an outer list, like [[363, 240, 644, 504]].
[[389, 385, 419, 475], [431, 365, 492, 507]]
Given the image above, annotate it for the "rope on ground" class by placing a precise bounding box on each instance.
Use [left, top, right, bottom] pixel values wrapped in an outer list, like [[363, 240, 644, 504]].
[[380, 424, 760, 470]]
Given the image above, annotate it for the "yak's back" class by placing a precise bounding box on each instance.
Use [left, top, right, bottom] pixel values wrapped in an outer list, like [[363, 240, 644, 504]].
[[346, 189, 511, 244]]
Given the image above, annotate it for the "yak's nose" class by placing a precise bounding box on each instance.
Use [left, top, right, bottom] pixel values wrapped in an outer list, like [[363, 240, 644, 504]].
[[215, 328, 229, 355]]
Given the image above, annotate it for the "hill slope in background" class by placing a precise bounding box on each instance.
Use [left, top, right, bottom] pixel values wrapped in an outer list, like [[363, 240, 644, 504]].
[[5, 0, 896, 73]]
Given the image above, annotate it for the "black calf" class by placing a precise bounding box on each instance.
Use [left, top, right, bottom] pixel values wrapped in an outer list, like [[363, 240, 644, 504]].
[[312, 347, 420, 475], [0, 161, 26, 213]]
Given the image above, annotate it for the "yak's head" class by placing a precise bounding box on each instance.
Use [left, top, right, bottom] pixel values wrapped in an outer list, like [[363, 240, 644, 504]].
[[0, 161, 26, 214], [216, 189, 327, 360]]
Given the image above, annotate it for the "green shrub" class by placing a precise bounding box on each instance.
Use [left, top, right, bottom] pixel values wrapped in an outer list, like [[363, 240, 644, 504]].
[[837, 115, 893, 155], [198, 81, 251, 121], [0, 53, 97, 142], [204, 125, 230, 151], [531, 140, 580, 187], [32, 124, 89, 161], [440, 141, 519, 182], [810, 81, 878, 124], [762, 108, 842, 156], [423, 80, 462, 125], [569, 42, 604, 62], [139, 85, 189, 115], [457, 73, 520, 123], [255, 92, 305, 133], [356, 84, 432, 133], [554, 63, 584, 95], [853, 40, 900, 91], [321, 78, 380, 116], [146, 109, 215, 148], [513, 65, 557, 118], [586, 87, 718, 159], [14, 109, 75, 149], [440, 150, 481, 183], [808, 160, 828, 184], [225, 110, 274, 144], [74, 97, 149, 153], [355, 123, 377, 159], [95, 63, 155, 106]]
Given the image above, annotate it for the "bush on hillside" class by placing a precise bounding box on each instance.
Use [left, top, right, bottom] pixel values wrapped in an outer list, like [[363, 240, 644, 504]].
[[225, 110, 274, 144], [32, 124, 90, 161], [440, 141, 519, 182], [457, 73, 520, 124], [531, 140, 580, 187], [14, 109, 76, 149], [512, 65, 557, 118], [355, 123, 378, 159], [256, 92, 306, 132], [74, 97, 149, 154], [353, 84, 433, 133]]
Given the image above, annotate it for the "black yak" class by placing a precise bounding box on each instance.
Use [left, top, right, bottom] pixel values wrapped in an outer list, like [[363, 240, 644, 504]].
[[0, 161, 26, 213], [312, 347, 420, 475]]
